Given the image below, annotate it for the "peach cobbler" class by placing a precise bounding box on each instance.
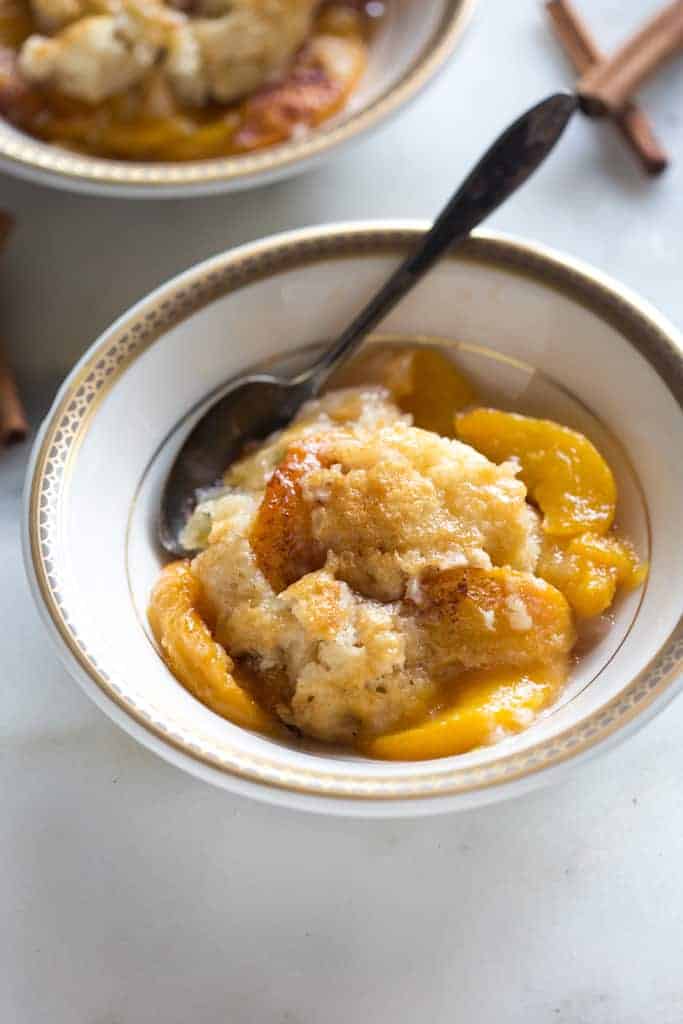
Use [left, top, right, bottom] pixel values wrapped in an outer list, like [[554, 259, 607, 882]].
[[0, 0, 378, 160], [149, 346, 647, 760]]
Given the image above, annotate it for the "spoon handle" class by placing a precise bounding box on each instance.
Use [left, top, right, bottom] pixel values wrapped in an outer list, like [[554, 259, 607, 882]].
[[306, 92, 576, 389]]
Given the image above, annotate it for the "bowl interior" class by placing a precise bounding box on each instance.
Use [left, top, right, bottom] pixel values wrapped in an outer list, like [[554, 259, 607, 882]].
[[27, 229, 683, 806], [128, 336, 649, 742], [0, 0, 472, 194]]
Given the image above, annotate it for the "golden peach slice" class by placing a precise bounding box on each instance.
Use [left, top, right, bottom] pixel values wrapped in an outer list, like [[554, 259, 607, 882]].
[[250, 443, 324, 593], [155, 118, 239, 162], [455, 408, 616, 536], [412, 566, 575, 674], [326, 343, 416, 399], [235, 36, 366, 151], [328, 344, 476, 433], [362, 661, 567, 761], [399, 348, 477, 436], [148, 561, 280, 736], [538, 532, 647, 618]]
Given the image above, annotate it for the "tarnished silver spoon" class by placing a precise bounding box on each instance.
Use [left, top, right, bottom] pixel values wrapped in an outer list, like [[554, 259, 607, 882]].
[[159, 92, 576, 556]]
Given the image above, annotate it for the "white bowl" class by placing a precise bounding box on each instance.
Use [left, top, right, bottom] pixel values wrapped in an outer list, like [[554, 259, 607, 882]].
[[23, 223, 683, 815], [0, 0, 475, 198]]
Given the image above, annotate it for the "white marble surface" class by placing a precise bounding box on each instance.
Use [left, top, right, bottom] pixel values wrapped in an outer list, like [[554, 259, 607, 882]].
[[2, 1, 683, 1021]]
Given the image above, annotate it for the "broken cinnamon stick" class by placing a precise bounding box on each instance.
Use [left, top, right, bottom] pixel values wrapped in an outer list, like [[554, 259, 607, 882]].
[[578, 0, 683, 117], [0, 347, 28, 445], [0, 212, 28, 447], [0, 210, 12, 248], [546, 0, 668, 174]]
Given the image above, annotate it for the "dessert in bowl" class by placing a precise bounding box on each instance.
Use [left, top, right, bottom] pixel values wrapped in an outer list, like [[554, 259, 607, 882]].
[[149, 347, 645, 759], [0, 0, 475, 194], [23, 225, 683, 814]]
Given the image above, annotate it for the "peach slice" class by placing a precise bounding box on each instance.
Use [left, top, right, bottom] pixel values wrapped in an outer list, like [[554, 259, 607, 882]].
[[455, 408, 616, 536], [235, 36, 366, 152], [325, 348, 475, 436], [537, 532, 647, 618], [326, 343, 416, 399], [362, 661, 567, 761], [148, 561, 280, 736], [412, 566, 575, 674], [399, 348, 477, 436], [250, 443, 324, 593], [329, 345, 476, 434]]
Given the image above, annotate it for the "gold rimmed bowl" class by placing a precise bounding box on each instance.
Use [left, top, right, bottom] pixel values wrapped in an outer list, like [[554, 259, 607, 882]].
[[23, 224, 683, 815], [0, 0, 475, 198]]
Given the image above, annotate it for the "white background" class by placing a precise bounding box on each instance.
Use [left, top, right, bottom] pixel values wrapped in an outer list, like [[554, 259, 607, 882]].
[[2, 1, 683, 1021]]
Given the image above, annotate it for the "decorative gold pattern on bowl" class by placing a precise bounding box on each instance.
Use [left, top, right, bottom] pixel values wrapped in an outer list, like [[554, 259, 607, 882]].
[[27, 227, 683, 801]]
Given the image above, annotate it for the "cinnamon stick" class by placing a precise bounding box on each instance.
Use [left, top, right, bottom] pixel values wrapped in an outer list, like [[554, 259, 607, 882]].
[[578, 0, 683, 117], [0, 348, 28, 445], [546, 0, 668, 174], [0, 212, 28, 447], [0, 210, 12, 248]]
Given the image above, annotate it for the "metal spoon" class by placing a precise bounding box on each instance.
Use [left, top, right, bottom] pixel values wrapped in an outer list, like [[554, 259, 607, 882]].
[[159, 92, 577, 556]]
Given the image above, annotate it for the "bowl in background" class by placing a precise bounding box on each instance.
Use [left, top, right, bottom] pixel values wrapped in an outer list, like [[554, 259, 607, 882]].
[[0, 1, 476, 198], [23, 223, 683, 814]]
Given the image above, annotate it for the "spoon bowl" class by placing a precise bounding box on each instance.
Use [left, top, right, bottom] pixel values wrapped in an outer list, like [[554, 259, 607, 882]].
[[160, 374, 318, 556]]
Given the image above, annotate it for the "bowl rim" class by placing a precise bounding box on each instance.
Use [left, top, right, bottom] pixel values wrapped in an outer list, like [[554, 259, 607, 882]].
[[0, 0, 476, 196], [23, 222, 683, 812]]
